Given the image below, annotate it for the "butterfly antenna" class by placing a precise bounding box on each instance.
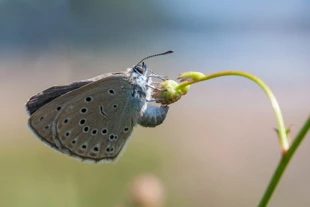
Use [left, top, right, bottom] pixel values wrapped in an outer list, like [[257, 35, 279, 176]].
[[135, 50, 174, 67]]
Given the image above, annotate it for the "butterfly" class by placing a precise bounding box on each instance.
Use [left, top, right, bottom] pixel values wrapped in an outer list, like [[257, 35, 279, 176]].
[[25, 51, 173, 163]]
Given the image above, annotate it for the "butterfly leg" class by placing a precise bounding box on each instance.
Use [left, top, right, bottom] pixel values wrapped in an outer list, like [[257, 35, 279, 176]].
[[146, 98, 165, 102], [146, 75, 168, 82], [150, 82, 161, 84], [138, 103, 169, 127], [146, 84, 164, 91]]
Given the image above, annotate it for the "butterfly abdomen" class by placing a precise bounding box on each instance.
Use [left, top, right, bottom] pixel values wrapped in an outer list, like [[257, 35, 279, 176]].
[[138, 104, 169, 127]]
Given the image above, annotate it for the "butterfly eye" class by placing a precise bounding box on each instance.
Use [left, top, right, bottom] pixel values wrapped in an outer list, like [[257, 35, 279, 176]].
[[134, 66, 144, 74]]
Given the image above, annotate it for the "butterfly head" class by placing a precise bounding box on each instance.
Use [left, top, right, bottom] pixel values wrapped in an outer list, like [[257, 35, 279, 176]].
[[133, 62, 148, 76]]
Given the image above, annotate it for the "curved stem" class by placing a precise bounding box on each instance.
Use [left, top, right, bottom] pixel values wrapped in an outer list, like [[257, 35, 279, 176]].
[[175, 71, 289, 152], [175, 71, 310, 206], [174, 71, 310, 206], [258, 116, 310, 207]]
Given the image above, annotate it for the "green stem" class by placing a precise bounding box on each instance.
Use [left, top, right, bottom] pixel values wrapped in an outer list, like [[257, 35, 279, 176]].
[[258, 116, 310, 207], [176, 71, 289, 152], [175, 71, 310, 206]]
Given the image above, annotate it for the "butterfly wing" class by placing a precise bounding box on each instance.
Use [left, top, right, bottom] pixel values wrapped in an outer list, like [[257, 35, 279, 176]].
[[27, 72, 145, 163], [26, 73, 117, 115]]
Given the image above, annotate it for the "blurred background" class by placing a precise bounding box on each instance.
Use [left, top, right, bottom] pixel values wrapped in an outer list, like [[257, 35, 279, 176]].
[[0, 0, 309, 206]]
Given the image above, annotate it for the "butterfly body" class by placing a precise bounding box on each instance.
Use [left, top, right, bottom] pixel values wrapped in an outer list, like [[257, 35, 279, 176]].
[[26, 65, 169, 163]]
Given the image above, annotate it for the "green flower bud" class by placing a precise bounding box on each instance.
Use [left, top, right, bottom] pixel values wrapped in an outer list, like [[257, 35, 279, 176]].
[[152, 80, 190, 105]]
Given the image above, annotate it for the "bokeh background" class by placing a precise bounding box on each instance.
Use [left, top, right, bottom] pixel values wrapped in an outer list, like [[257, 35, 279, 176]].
[[1, 0, 310, 206]]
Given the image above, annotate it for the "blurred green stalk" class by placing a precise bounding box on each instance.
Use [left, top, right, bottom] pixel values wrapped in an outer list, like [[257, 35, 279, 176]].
[[258, 116, 310, 207]]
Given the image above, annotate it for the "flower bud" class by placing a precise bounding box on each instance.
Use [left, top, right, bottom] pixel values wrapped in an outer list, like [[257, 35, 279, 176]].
[[152, 80, 190, 105]]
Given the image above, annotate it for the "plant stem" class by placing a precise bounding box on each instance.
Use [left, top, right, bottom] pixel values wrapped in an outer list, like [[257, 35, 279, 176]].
[[175, 71, 310, 206], [258, 116, 310, 207], [175, 71, 289, 152]]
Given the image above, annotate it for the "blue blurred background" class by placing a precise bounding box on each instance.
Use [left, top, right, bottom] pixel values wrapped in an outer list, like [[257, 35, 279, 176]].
[[0, 0, 309, 206]]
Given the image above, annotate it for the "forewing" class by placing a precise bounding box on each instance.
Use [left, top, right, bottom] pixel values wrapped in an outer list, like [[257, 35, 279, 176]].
[[25, 73, 116, 115]]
